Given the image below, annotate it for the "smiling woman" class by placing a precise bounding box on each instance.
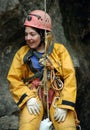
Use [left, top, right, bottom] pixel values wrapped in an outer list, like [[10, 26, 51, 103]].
[[25, 27, 45, 52], [25, 27, 41, 49], [7, 10, 78, 130]]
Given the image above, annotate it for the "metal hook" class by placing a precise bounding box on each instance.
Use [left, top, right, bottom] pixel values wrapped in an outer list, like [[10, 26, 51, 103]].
[[77, 125, 81, 130]]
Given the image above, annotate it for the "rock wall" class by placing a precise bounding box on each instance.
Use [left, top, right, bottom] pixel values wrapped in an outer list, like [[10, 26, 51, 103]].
[[0, 0, 90, 130], [59, 1, 90, 130]]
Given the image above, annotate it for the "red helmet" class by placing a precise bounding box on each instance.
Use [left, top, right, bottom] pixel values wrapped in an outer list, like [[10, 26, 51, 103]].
[[24, 10, 52, 31]]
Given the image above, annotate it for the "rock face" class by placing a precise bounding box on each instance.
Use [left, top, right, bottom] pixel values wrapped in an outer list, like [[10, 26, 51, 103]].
[[0, 0, 90, 130]]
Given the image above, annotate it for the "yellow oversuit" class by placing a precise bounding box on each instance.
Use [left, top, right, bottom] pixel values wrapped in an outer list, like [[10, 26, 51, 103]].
[[7, 43, 77, 130]]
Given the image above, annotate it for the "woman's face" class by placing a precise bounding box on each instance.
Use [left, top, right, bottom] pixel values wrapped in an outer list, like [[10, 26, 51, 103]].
[[25, 26, 41, 49]]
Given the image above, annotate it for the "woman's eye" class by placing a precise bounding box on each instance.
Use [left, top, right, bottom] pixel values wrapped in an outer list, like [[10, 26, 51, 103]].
[[31, 33, 36, 36], [25, 32, 37, 37]]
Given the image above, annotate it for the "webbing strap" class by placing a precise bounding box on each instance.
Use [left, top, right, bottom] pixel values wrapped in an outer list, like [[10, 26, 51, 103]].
[[23, 70, 43, 85]]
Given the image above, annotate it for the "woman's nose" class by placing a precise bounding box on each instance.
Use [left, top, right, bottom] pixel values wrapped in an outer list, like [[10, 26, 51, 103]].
[[25, 35, 32, 40]]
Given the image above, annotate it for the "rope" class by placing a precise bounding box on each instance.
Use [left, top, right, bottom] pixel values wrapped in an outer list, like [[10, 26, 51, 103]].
[[43, 0, 50, 119]]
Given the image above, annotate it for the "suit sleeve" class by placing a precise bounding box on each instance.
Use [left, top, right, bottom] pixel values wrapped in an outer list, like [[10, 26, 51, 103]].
[[7, 50, 36, 109], [57, 45, 77, 110]]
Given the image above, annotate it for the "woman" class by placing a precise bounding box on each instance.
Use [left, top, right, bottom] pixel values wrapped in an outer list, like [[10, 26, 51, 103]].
[[7, 10, 77, 130]]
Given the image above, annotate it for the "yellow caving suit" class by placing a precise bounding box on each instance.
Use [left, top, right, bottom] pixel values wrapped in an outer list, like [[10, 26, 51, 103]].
[[7, 43, 77, 130]]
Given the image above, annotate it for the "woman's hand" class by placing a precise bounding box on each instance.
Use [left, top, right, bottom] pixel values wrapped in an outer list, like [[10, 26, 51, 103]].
[[27, 98, 40, 115], [54, 108, 67, 122]]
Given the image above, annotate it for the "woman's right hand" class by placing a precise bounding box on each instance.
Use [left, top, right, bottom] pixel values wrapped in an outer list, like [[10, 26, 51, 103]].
[[27, 98, 40, 115]]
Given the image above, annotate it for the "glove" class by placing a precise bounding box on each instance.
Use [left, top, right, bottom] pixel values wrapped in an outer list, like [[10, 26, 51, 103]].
[[40, 118, 52, 130], [54, 108, 67, 122], [27, 98, 40, 115]]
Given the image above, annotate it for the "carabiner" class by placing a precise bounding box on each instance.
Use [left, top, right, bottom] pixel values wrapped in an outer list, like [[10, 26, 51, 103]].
[[77, 125, 81, 130]]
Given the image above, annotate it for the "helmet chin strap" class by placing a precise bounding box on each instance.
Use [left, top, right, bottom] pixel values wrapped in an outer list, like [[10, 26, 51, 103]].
[[38, 41, 45, 49]]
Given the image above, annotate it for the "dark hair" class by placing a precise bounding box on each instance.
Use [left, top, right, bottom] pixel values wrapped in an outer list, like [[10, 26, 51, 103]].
[[33, 28, 45, 43]]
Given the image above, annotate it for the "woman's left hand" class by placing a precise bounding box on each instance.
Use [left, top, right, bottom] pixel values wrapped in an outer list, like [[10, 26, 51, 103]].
[[54, 108, 67, 122]]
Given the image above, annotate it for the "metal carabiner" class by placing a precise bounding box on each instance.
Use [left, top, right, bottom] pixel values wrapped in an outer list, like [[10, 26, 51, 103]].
[[52, 96, 60, 108], [77, 125, 81, 130]]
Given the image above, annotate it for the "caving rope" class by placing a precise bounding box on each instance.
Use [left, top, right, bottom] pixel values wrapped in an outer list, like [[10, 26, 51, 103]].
[[43, 0, 55, 119], [43, 0, 50, 118]]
